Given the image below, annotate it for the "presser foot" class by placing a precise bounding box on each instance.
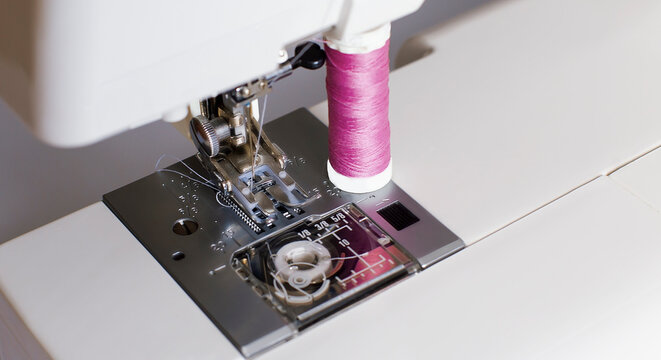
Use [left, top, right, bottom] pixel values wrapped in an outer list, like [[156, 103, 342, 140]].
[[191, 102, 319, 230]]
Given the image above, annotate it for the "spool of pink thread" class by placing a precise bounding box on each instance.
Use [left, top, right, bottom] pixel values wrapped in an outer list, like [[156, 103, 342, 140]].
[[325, 24, 392, 193]]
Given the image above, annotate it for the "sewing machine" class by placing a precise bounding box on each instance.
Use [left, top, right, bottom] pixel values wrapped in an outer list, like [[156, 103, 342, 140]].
[[3, 0, 661, 359]]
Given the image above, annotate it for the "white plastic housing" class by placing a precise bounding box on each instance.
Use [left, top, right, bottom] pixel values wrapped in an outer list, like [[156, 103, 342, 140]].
[[0, 0, 424, 147]]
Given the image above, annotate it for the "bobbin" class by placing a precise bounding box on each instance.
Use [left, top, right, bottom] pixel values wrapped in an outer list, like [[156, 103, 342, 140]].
[[325, 23, 393, 193]]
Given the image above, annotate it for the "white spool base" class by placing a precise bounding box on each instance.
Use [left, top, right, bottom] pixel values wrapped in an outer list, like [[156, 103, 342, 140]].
[[325, 23, 391, 54], [327, 160, 392, 194]]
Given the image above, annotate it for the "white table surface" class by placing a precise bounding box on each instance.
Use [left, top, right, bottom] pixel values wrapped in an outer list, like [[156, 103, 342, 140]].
[[316, 0, 661, 245], [4, 0, 661, 358]]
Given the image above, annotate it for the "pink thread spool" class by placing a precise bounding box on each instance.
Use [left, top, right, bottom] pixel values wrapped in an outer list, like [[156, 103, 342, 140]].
[[325, 24, 392, 193]]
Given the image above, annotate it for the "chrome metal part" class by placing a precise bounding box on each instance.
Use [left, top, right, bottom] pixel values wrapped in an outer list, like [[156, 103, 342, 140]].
[[103, 109, 464, 358], [188, 42, 327, 226], [190, 115, 229, 157], [191, 97, 314, 227]]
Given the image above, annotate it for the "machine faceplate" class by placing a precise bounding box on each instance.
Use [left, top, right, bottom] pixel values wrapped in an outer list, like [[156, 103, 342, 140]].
[[103, 109, 463, 358]]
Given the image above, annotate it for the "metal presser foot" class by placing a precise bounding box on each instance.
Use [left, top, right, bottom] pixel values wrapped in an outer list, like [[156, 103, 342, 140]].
[[189, 42, 325, 229]]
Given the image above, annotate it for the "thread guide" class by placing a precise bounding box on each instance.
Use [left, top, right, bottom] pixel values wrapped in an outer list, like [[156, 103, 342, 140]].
[[103, 109, 463, 358]]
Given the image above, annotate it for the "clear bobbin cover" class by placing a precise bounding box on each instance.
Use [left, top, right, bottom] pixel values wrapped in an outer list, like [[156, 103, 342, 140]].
[[232, 203, 417, 323]]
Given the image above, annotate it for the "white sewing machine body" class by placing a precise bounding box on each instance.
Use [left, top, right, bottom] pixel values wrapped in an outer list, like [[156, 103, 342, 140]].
[[0, 0, 422, 147], [3, 0, 661, 359]]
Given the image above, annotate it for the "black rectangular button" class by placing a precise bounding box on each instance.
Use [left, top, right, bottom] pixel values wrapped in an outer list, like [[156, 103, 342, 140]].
[[377, 201, 420, 231]]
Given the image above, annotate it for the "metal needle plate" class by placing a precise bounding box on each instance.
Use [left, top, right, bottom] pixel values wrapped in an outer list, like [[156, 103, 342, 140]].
[[103, 108, 464, 358]]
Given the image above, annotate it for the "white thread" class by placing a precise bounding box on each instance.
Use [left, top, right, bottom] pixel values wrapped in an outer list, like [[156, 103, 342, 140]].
[[288, 41, 315, 66], [248, 39, 315, 193], [155, 154, 231, 207], [156, 168, 219, 192], [250, 94, 269, 190], [155, 154, 216, 186], [214, 191, 232, 208]]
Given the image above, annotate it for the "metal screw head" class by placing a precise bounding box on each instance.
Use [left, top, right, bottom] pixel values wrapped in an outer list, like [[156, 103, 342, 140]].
[[230, 135, 246, 147], [229, 113, 244, 127], [190, 115, 220, 157], [277, 49, 288, 63]]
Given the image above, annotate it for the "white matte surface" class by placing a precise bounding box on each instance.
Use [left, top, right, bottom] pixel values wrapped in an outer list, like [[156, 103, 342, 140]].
[[0, 203, 240, 360], [0, 289, 50, 359], [536, 284, 661, 360], [0, 0, 334, 146], [611, 147, 661, 212], [4, 179, 661, 359], [0, 314, 32, 360], [0, 0, 423, 147], [4, 0, 661, 358], [312, 0, 661, 245], [263, 176, 661, 360]]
